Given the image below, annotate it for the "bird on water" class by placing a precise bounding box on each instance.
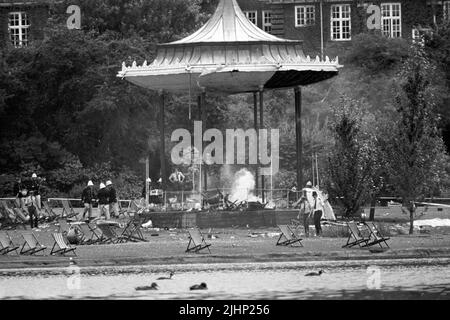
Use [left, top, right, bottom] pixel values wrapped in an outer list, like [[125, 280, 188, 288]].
[[305, 270, 325, 277], [157, 271, 175, 280], [190, 282, 208, 290], [135, 282, 159, 291]]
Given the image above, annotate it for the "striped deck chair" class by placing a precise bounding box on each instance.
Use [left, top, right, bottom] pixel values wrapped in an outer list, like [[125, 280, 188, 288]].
[[20, 232, 47, 255], [96, 223, 125, 244], [186, 228, 211, 253], [0, 232, 19, 255], [50, 233, 77, 256], [362, 222, 390, 248], [61, 200, 78, 219], [77, 223, 102, 245], [276, 225, 303, 247], [342, 222, 370, 248]]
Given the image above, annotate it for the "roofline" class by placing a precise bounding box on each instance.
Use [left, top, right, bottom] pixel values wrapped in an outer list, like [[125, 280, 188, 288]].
[[158, 40, 303, 48], [0, 1, 62, 7]]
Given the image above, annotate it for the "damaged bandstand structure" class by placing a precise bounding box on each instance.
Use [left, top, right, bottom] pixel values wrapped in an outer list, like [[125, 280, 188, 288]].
[[117, 0, 341, 227]]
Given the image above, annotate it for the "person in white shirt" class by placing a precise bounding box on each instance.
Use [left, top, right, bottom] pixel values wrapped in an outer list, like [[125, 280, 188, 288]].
[[312, 191, 324, 236]]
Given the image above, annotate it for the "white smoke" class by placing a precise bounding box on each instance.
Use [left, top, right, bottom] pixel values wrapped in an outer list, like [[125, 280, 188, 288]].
[[230, 168, 258, 203]]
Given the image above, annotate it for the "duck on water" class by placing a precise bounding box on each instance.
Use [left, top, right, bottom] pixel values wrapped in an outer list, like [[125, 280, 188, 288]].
[[135, 282, 159, 291], [157, 272, 174, 280], [305, 270, 325, 277], [190, 283, 208, 290]]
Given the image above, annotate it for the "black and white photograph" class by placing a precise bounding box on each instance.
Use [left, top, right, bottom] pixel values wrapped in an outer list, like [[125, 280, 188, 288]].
[[0, 0, 449, 306]]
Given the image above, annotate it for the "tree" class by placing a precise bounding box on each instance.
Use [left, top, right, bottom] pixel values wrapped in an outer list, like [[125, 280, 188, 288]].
[[326, 97, 379, 217], [383, 46, 449, 234]]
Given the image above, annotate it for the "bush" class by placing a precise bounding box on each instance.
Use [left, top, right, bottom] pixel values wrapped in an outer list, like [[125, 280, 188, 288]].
[[346, 33, 410, 73]]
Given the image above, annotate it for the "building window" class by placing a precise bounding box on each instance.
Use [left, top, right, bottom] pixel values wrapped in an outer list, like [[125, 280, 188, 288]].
[[262, 11, 272, 33], [244, 11, 258, 25], [8, 12, 30, 47], [295, 5, 315, 27], [331, 4, 351, 41], [381, 3, 402, 38], [444, 1, 450, 20]]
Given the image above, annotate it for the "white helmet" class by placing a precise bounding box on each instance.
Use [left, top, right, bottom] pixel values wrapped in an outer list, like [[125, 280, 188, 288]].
[[306, 181, 312, 187], [99, 183, 106, 189], [106, 180, 112, 186], [87, 181, 94, 186], [146, 178, 152, 183], [32, 173, 37, 178]]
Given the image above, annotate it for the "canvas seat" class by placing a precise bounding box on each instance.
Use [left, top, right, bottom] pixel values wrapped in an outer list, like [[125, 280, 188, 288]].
[[186, 228, 211, 253], [61, 199, 78, 219], [342, 222, 370, 248], [96, 223, 125, 244], [50, 232, 77, 256], [119, 216, 147, 242], [362, 222, 390, 248], [20, 232, 47, 255], [77, 223, 103, 245], [276, 225, 303, 247], [0, 232, 19, 255]]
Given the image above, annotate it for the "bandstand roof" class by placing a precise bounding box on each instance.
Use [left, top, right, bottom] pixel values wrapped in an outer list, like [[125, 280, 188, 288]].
[[118, 0, 341, 94]]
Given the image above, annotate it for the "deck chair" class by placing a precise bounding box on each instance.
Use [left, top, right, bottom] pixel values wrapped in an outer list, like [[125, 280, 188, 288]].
[[117, 200, 130, 218], [276, 225, 303, 247], [77, 223, 102, 245], [50, 233, 77, 256], [13, 208, 29, 224], [61, 199, 78, 219], [186, 228, 211, 253], [58, 219, 72, 236], [119, 216, 147, 242], [20, 232, 47, 255], [362, 222, 390, 248], [342, 222, 370, 248], [0, 203, 18, 228], [42, 202, 58, 221], [96, 223, 125, 244], [0, 232, 19, 255]]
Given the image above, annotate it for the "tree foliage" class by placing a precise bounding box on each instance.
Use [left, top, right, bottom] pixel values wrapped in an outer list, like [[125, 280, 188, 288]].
[[382, 46, 448, 234], [326, 97, 380, 217]]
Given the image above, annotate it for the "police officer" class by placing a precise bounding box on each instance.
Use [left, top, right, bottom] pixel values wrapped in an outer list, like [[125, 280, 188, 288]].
[[29, 173, 43, 213], [106, 180, 119, 218], [81, 180, 96, 220], [97, 183, 110, 220]]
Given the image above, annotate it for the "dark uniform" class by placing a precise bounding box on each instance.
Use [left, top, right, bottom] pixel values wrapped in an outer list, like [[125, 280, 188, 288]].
[[26, 179, 40, 229], [108, 184, 119, 217], [97, 187, 110, 219], [81, 186, 96, 219]]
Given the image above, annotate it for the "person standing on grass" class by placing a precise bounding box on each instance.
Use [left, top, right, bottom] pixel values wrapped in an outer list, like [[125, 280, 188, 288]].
[[294, 194, 312, 237], [29, 173, 43, 213], [106, 180, 119, 218], [81, 180, 95, 220], [97, 183, 110, 220], [312, 191, 324, 236]]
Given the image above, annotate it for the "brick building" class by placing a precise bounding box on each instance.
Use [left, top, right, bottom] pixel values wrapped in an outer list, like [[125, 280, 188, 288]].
[[237, 0, 450, 56], [0, 0, 52, 48], [1, 0, 449, 54]]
